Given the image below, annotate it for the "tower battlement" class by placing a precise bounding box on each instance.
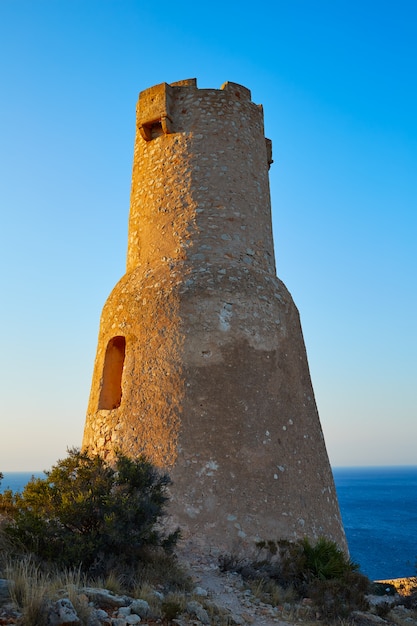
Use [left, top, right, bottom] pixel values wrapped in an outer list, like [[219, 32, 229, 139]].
[[83, 79, 347, 555], [137, 79, 254, 140]]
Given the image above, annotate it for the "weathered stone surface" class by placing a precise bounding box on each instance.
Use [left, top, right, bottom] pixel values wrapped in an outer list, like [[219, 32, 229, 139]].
[[117, 606, 131, 617], [82, 78, 347, 554], [114, 606, 142, 624], [88, 607, 111, 626], [185, 600, 210, 624], [130, 598, 149, 616], [82, 588, 130, 609], [47, 598, 80, 625], [122, 614, 141, 625], [194, 586, 208, 597], [351, 610, 390, 625]]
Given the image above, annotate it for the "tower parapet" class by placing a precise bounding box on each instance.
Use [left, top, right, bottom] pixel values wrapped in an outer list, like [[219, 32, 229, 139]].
[[83, 79, 347, 554]]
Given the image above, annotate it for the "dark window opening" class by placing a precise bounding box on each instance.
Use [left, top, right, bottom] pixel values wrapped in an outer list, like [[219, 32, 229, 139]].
[[150, 121, 163, 139], [139, 115, 172, 141], [98, 336, 126, 410], [139, 120, 164, 141]]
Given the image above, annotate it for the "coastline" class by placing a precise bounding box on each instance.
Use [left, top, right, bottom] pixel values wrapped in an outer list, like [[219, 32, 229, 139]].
[[376, 577, 417, 597]]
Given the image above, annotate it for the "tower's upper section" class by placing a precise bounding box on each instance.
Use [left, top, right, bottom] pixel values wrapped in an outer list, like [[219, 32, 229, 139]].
[[127, 79, 276, 276]]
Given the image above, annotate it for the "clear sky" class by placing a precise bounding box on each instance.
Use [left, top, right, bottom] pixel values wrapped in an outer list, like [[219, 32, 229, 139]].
[[1, 1, 416, 471]]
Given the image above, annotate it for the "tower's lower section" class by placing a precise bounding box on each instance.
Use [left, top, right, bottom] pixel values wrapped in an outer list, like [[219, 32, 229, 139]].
[[83, 262, 347, 554]]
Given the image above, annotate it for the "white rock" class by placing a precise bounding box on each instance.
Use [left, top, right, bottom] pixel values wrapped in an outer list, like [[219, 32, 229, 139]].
[[194, 586, 208, 597], [130, 599, 149, 617], [47, 598, 80, 625], [186, 600, 210, 625]]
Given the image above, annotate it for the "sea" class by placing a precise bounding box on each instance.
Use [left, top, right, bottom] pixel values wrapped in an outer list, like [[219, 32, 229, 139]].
[[333, 466, 417, 581], [1, 466, 416, 581]]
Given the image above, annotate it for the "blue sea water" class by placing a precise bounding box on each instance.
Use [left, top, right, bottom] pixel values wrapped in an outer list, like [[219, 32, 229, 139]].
[[333, 466, 417, 581], [0, 471, 44, 493], [1, 467, 416, 581]]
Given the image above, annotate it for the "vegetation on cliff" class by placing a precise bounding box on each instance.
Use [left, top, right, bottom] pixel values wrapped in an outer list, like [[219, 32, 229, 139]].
[[2, 454, 416, 624], [220, 536, 371, 619], [0, 448, 179, 577]]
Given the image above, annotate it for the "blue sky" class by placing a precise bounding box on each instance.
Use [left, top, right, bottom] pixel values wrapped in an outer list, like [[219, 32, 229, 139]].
[[1, 1, 416, 470]]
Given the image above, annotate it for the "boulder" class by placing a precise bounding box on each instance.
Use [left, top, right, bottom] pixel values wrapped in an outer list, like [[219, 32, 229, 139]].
[[47, 598, 80, 625], [130, 599, 149, 617], [82, 588, 130, 609], [186, 600, 210, 624]]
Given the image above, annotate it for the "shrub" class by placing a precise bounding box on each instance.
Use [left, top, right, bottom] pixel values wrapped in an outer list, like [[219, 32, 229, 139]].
[[308, 569, 370, 618], [301, 536, 359, 579], [273, 537, 369, 618], [221, 536, 370, 619], [161, 593, 185, 620], [0, 448, 179, 576]]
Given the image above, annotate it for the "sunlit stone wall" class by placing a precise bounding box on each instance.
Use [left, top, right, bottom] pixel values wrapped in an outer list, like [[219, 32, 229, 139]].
[[83, 79, 347, 554]]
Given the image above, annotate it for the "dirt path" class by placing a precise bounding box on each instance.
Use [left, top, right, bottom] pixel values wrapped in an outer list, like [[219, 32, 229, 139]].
[[178, 546, 296, 625]]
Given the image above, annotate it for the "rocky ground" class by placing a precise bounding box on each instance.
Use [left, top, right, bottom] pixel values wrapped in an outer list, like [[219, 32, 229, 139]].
[[177, 548, 417, 626], [1, 547, 416, 625]]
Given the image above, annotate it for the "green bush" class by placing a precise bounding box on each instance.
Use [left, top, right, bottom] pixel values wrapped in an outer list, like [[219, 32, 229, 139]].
[[222, 536, 370, 619], [0, 449, 179, 576], [276, 536, 360, 585], [272, 537, 369, 618]]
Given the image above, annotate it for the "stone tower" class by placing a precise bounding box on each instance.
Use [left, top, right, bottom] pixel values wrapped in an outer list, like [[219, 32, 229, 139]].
[[83, 79, 347, 553]]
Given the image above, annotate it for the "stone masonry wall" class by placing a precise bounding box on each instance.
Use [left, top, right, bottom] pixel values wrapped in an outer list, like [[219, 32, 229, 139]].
[[83, 79, 347, 554]]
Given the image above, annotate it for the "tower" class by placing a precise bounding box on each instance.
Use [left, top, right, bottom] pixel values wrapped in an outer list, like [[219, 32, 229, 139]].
[[83, 79, 347, 553]]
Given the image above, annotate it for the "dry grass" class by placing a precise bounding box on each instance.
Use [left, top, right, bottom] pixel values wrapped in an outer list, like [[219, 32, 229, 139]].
[[54, 567, 93, 625], [134, 549, 193, 592], [131, 581, 163, 616], [196, 598, 236, 625], [5, 558, 51, 626], [161, 590, 187, 620], [0, 530, 193, 624], [89, 569, 125, 596], [248, 576, 297, 606], [0, 545, 195, 625], [3, 558, 95, 626]]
